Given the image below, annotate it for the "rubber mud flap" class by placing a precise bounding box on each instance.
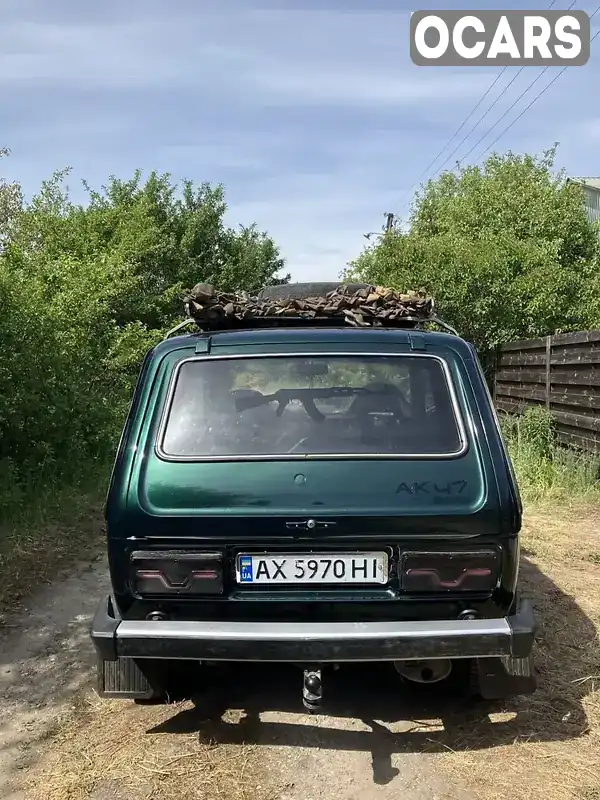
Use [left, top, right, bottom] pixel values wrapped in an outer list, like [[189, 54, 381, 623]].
[[97, 656, 156, 700], [473, 653, 537, 699]]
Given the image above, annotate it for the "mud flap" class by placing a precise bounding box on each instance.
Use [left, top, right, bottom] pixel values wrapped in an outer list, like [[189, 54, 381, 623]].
[[473, 653, 537, 699], [96, 656, 157, 700]]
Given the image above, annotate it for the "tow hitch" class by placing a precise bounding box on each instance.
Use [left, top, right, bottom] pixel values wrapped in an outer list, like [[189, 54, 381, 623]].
[[302, 668, 322, 712]]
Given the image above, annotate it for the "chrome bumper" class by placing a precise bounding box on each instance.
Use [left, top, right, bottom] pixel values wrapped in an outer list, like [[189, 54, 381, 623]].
[[91, 595, 536, 663]]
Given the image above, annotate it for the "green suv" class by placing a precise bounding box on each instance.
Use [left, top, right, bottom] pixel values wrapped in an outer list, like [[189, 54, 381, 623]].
[[90, 282, 536, 710]]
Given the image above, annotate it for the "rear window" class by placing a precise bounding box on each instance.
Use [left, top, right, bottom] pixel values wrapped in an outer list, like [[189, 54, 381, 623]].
[[158, 354, 466, 459]]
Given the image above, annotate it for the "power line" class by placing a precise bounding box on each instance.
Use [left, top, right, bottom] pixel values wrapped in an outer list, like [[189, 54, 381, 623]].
[[425, 0, 580, 181], [400, 0, 595, 214], [444, 0, 578, 169], [476, 69, 567, 159], [406, 0, 570, 195], [431, 68, 524, 178], [400, 70, 510, 207], [472, 5, 600, 159], [585, 1, 600, 26], [411, 69, 507, 186], [453, 0, 579, 164], [459, 68, 550, 163], [477, 31, 600, 159]]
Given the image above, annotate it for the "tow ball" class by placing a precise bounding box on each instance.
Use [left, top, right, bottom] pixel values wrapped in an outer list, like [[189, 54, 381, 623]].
[[302, 668, 322, 712]]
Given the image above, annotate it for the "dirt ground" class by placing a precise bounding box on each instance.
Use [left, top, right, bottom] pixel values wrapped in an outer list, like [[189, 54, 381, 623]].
[[1, 503, 598, 800], [438, 503, 600, 800]]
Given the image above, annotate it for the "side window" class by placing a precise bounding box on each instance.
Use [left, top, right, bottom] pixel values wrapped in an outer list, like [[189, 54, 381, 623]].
[[465, 342, 522, 519], [105, 349, 154, 514], [479, 357, 523, 514]]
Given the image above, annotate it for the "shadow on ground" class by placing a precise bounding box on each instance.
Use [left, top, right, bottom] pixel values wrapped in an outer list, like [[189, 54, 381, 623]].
[[146, 555, 599, 787]]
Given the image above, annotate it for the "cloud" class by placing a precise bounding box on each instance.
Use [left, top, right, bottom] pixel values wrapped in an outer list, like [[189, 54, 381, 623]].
[[1, 0, 600, 281], [0, 8, 493, 111]]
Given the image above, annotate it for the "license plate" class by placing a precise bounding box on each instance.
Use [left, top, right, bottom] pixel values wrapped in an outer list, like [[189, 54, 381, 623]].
[[236, 552, 388, 585]]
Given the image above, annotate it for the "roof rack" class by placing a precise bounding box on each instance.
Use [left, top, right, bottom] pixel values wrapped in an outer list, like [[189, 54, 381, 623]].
[[164, 282, 458, 339]]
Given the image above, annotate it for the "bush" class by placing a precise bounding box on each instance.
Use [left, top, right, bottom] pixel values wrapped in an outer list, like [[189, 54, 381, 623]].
[[0, 157, 288, 518], [346, 147, 600, 355], [501, 407, 600, 502]]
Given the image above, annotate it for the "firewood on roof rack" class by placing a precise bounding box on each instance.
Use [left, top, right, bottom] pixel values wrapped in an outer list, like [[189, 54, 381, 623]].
[[163, 282, 458, 338]]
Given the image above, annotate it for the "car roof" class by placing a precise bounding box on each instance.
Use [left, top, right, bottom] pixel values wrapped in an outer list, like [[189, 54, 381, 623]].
[[150, 326, 476, 360]]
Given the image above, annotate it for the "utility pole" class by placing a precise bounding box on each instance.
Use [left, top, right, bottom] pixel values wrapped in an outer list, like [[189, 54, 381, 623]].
[[363, 212, 395, 240]]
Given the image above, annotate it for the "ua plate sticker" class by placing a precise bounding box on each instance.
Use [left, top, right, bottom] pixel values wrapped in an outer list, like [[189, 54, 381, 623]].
[[239, 556, 253, 583]]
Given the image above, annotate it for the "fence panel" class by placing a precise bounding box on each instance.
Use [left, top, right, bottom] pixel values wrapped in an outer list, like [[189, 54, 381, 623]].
[[494, 331, 600, 453]]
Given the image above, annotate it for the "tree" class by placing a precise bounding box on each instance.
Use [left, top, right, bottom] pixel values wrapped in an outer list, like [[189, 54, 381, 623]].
[[0, 148, 22, 251], [0, 157, 288, 500], [347, 147, 600, 355], [4, 168, 288, 327]]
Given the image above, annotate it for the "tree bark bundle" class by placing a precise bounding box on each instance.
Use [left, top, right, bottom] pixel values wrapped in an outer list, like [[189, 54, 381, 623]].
[[184, 283, 434, 328]]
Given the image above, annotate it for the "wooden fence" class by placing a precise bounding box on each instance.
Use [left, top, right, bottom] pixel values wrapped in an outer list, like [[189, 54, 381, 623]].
[[493, 330, 600, 453]]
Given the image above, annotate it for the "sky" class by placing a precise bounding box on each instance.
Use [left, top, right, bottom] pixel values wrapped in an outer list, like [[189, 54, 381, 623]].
[[1, 0, 600, 281]]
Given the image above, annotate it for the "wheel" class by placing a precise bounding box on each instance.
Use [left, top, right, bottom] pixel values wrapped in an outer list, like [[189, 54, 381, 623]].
[[137, 659, 203, 703]]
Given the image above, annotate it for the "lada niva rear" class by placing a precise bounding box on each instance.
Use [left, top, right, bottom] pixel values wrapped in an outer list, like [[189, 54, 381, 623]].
[[90, 283, 536, 710]]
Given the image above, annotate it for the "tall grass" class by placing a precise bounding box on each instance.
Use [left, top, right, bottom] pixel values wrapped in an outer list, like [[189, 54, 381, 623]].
[[0, 459, 110, 613], [500, 406, 600, 503]]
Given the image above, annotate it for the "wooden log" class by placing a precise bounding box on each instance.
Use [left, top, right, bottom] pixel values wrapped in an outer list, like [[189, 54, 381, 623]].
[[183, 283, 435, 328]]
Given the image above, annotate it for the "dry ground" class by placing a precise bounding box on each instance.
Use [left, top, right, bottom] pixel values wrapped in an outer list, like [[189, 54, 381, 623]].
[[1, 502, 599, 800], [436, 501, 600, 800]]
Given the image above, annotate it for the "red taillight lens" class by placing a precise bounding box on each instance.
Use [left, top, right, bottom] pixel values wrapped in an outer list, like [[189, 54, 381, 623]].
[[130, 551, 223, 596], [400, 549, 500, 593]]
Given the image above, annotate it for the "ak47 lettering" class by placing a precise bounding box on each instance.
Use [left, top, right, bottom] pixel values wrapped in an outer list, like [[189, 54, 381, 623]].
[[396, 480, 468, 496]]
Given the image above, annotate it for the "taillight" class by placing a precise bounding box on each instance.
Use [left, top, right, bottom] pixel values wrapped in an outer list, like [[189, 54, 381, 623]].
[[130, 550, 223, 596], [400, 549, 500, 593]]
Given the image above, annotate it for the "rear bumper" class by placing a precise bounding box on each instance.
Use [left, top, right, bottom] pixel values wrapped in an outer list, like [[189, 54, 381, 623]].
[[91, 595, 536, 663]]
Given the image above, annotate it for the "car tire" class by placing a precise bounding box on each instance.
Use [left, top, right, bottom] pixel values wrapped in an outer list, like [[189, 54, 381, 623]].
[[133, 659, 203, 704]]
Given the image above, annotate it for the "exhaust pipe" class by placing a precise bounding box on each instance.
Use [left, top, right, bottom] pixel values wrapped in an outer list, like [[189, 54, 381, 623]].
[[394, 659, 452, 684]]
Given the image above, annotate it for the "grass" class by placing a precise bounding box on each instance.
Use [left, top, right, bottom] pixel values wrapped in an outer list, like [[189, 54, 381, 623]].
[[0, 467, 108, 618], [434, 501, 600, 800], [427, 409, 600, 798], [22, 694, 277, 800], [500, 406, 600, 503], [18, 500, 600, 800]]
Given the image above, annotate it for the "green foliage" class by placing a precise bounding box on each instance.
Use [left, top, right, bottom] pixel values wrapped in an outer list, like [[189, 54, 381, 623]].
[[347, 147, 600, 354], [515, 405, 557, 461], [501, 407, 600, 502], [5, 168, 287, 329], [0, 153, 287, 514]]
